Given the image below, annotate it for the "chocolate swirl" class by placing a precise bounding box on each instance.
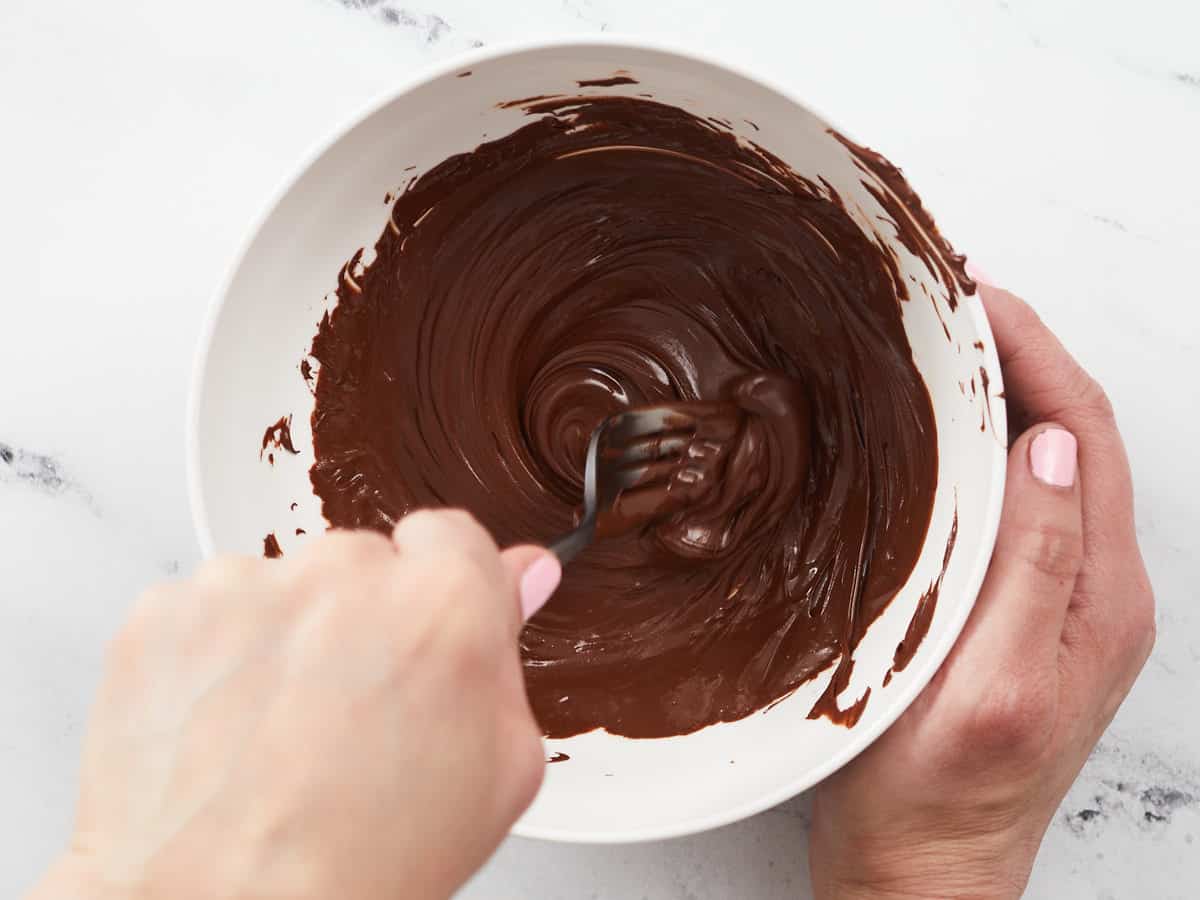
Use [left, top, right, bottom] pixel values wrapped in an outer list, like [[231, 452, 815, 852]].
[[308, 96, 939, 738]]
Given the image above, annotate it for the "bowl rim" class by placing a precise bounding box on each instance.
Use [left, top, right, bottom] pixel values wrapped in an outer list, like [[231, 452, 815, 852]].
[[185, 33, 1007, 844]]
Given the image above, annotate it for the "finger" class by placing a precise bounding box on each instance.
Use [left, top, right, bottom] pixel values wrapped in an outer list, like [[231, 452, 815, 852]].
[[286, 531, 396, 615], [192, 555, 266, 588], [392, 510, 521, 638], [298, 528, 396, 572], [979, 283, 1137, 613], [501, 545, 561, 625], [953, 423, 1083, 676], [981, 284, 1133, 529], [391, 508, 501, 573]]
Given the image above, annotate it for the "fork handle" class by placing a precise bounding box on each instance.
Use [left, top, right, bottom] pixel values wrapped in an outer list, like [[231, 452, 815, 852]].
[[549, 521, 595, 565]]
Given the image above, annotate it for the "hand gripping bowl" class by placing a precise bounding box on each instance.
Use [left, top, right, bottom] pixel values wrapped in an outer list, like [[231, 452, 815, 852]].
[[188, 38, 1007, 843]]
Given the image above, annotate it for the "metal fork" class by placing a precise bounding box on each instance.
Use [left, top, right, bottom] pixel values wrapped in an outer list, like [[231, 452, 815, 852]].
[[547, 406, 705, 564]]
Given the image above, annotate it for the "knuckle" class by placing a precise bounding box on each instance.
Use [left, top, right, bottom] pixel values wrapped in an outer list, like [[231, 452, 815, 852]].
[[418, 543, 498, 601], [394, 507, 442, 534], [109, 587, 168, 661], [1003, 297, 1115, 427], [1004, 296, 1060, 359], [451, 619, 498, 673], [1008, 292, 1045, 334], [1060, 604, 1106, 662], [964, 678, 1056, 760], [1016, 521, 1084, 583], [434, 508, 485, 535], [410, 609, 498, 687], [1135, 612, 1157, 667], [397, 508, 496, 553], [398, 507, 462, 536], [1125, 578, 1157, 666], [402, 559, 496, 648], [424, 552, 491, 595], [1070, 372, 1115, 423], [195, 555, 260, 586], [301, 529, 391, 573], [508, 729, 547, 806]]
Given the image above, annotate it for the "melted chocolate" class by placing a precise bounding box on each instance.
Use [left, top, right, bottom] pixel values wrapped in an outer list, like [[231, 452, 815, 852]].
[[884, 506, 959, 686], [830, 132, 974, 310], [263, 533, 283, 559], [577, 74, 638, 88], [307, 96, 952, 739], [261, 415, 299, 459]]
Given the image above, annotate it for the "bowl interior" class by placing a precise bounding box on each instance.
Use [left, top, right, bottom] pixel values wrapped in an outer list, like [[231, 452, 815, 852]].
[[190, 41, 1007, 842]]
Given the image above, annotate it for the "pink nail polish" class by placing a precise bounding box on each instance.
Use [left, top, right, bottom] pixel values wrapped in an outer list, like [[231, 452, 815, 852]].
[[965, 259, 992, 286], [1029, 428, 1077, 488], [520, 555, 562, 620]]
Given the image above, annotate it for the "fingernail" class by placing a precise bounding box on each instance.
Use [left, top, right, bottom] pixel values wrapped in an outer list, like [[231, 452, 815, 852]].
[[1030, 428, 1077, 488], [520, 554, 562, 620], [965, 259, 992, 286]]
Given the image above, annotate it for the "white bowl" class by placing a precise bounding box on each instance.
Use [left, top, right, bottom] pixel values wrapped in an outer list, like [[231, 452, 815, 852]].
[[188, 37, 1007, 844]]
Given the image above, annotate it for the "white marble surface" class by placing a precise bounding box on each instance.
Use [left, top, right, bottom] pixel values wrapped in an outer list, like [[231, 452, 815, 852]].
[[1, 1, 1197, 896]]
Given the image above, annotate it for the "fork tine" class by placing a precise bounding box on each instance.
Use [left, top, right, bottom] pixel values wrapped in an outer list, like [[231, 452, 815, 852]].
[[608, 458, 679, 492], [603, 401, 730, 443], [602, 433, 691, 466], [603, 406, 692, 442]]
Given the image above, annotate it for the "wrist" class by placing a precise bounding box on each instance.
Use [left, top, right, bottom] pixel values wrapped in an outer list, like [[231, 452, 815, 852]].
[[816, 870, 1023, 900], [810, 820, 1036, 900]]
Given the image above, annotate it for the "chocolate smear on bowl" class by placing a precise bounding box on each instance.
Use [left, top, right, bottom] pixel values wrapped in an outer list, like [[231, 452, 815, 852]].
[[261, 415, 299, 460]]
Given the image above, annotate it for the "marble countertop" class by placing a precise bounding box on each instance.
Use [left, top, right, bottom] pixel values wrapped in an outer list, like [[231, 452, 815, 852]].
[[2, 1, 1197, 896]]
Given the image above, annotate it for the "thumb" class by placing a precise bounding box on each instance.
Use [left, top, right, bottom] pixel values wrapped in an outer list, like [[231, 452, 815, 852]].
[[501, 545, 562, 624], [955, 424, 1083, 675]]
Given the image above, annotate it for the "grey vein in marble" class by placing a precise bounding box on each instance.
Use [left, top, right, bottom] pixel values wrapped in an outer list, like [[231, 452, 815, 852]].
[[1060, 740, 1199, 838], [381, 8, 449, 43], [1091, 214, 1129, 233], [1112, 54, 1200, 98], [0, 441, 97, 511], [336, 1, 452, 43]]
